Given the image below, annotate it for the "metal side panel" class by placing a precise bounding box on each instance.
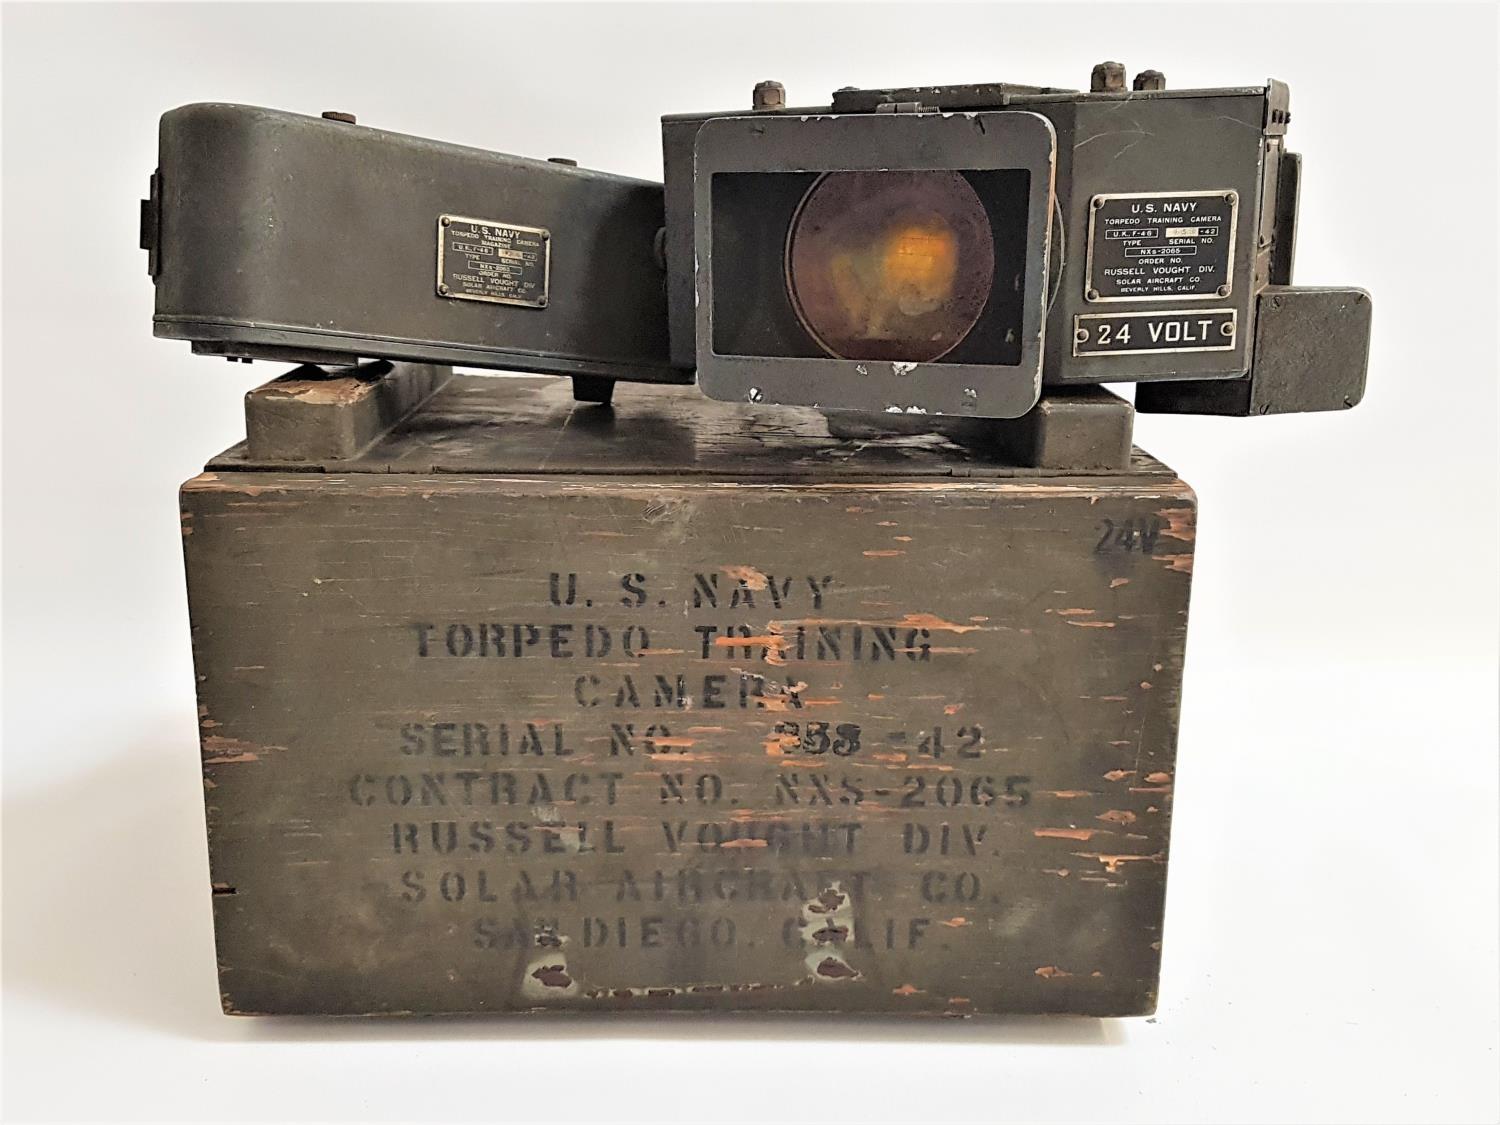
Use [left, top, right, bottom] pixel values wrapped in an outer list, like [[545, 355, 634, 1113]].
[[150, 104, 685, 384]]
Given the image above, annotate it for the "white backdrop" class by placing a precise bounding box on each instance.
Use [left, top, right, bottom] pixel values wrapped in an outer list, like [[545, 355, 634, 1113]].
[[3, 3, 1497, 1123]]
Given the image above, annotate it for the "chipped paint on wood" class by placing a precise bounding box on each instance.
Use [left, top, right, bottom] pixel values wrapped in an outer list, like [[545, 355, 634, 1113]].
[[182, 377, 1192, 1018]]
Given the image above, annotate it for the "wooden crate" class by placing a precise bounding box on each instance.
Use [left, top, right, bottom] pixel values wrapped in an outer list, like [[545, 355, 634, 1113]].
[[182, 373, 1194, 1016]]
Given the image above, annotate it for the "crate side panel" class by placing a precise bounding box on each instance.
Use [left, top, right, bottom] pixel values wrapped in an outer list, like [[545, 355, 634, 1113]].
[[181, 471, 1194, 1016]]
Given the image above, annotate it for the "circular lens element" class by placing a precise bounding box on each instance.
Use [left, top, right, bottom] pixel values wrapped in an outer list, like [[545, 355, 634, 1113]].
[[786, 171, 995, 363]]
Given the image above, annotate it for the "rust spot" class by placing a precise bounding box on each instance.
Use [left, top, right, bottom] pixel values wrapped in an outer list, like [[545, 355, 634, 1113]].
[[893, 983, 924, 996], [862, 549, 905, 558], [1109, 577, 1129, 588], [809, 888, 847, 913], [782, 613, 989, 635], [1156, 506, 1196, 542], [1103, 769, 1135, 781], [1154, 553, 1194, 574], [1097, 809, 1138, 825], [1046, 790, 1093, 799], [718, 838, 768, 849], [1056, 608, 1095, 616], [1035, 966, 1073, 979], [262, 377, 373, 406], [939, 917, 970, 928], [1073, 851, 1165, 874], [1066, 620, 1116, 628], [1042, 868, 1070, 877], [202, 734, 283, 763], [1034, 827, 1099, 841], [943, 704, 962, 715], [812, 923, 849, 944], [815, 957, 858, 980], [1144, 771, 1171, 783], [530, 964, 572, 989], [721, 565, 769, 590]]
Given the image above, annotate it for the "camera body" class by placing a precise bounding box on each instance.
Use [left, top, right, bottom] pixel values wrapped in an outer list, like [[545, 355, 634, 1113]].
[[662, 78, 1369, 417]]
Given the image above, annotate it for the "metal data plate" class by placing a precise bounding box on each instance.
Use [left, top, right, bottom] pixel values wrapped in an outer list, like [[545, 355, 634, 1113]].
[[1085, 190, 1239, 302], [437, 216, 550, 308], [1073, 309, 1237, 357]]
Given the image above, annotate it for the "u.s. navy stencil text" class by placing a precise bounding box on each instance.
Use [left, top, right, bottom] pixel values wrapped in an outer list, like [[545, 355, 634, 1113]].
[[339, 563, 1157, 996]]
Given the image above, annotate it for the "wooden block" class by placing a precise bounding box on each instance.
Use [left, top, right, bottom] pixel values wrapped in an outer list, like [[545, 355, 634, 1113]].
[[183, 377, 1194, 1017], [244, 361, 452, 461]]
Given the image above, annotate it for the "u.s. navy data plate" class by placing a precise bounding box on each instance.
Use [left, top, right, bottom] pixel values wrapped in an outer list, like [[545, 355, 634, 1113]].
[[1085, 191, 1238, 302], [437, 215, 550, 307]]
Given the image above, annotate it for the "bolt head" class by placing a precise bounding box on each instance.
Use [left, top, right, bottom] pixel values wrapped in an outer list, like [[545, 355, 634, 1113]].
[[1216, 284, 1231, 298], [438, 283, 449, 295], [1132, 69, 1166, 92], [1090, 61, 1126, 93], [1075, 327, 1090, 343], [1086, 288, 1101, 301], [752, 80, 786, 111]]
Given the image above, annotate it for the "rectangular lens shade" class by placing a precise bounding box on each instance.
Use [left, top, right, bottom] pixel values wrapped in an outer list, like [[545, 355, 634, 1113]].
[[692, 110, 1055, 419]]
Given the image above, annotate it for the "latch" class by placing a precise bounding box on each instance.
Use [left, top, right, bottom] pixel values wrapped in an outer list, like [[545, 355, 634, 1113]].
[[140, 168, 161, 279]]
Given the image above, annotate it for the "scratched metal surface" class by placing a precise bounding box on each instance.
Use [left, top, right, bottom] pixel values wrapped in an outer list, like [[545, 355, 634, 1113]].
[[185, 379, 1195, 1016], [209, 374, 1168, 479]]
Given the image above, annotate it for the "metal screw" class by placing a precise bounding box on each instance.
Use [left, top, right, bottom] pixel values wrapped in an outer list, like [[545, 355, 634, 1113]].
[[1216, 284, 1231, 297], [1132, 70, 1166, 92], [537, 297, 547, 307], [752, 80, 786, 111], [1090, 61, 1126, 93], [1220, 321, 1234, 336], [440, 216, 451, 226], [1225, 191, 1238, 205], [1091, 196, 1106, 210], [1086, 288, 1101, 301], [321, 111, 357, 124], [438, 283, 450, 295], [1075, 327, 1090, 343]]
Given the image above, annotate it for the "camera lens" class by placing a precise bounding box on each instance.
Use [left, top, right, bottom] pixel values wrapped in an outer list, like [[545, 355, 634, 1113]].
[[786, 171, 994, 363]]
